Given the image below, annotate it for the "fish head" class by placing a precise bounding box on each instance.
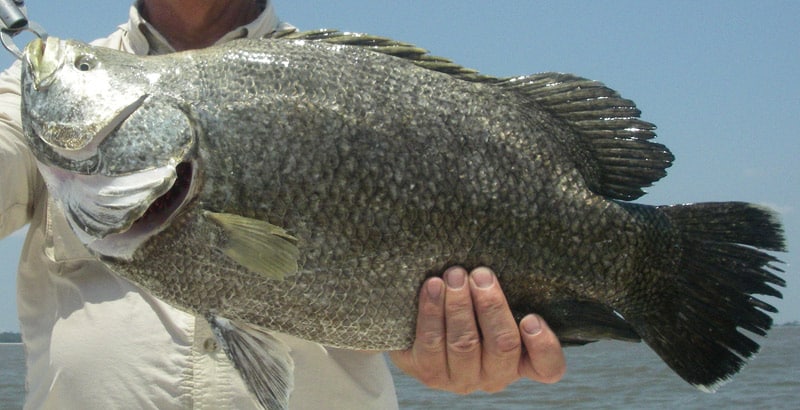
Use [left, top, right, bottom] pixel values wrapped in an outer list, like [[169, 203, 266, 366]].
[[22, 37, 154, 161], [21, 37, 200, 260]]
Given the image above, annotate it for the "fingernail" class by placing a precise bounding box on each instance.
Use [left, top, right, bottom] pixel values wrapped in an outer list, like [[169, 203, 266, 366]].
[[521, 315, 543, 336], [426, 278, 443, 300], [470, 268, 494, 289], [444, 268, 466, 289]]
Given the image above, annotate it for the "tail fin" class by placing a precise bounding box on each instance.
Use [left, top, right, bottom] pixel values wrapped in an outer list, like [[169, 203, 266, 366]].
[[622, 202, 785, 391]]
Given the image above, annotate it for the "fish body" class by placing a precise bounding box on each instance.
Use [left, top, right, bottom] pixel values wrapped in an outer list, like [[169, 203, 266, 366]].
[[20, 31, 785, 408]]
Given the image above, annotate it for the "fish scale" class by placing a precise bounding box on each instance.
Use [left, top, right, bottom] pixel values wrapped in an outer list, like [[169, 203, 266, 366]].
[[20, 31, 786, 409]]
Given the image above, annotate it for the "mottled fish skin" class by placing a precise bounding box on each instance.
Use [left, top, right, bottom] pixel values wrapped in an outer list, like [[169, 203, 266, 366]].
[[20, 31, 786, 395]]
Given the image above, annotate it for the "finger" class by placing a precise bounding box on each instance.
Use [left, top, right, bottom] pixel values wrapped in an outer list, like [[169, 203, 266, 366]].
[[389, 277, 447, 388], [518, 314, 566, 384], [469, 267, 522, 392], [443, 266, 482, 393]]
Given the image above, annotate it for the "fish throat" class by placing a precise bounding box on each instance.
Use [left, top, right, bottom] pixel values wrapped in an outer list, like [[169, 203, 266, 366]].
[[133, 161, 194, 230]]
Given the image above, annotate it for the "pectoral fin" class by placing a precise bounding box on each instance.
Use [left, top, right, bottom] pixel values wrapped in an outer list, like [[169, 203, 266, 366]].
[[204, 211, 299, 280], [209, 316, 294, 410]]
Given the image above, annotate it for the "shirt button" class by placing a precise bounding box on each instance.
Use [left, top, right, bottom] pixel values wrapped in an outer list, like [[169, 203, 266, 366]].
[[203, 337, 219, 353]]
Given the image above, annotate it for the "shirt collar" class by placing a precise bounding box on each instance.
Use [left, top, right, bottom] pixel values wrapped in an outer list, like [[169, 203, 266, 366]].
[[124, 0, 283, 55]]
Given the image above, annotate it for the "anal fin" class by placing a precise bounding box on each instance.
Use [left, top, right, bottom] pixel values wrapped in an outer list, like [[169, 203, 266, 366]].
[[525, 299, 641, 346], [209, 316, 294, 410]]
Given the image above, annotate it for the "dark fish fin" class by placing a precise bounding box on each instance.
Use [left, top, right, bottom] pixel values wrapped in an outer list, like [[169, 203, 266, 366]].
[[529, 299, 641, 345], [209, 316, 294, 410], [273, 29, 496, 83], [204, 211, 299, 280], [497, 73, 674, 200], [620, 202, 786, 391]]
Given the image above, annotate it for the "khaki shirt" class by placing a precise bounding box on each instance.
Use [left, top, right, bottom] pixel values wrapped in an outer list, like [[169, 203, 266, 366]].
[[0, 2, 398, 409]]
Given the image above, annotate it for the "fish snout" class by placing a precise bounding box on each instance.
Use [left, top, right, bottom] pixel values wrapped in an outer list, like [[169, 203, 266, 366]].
[[24, 36, 63, 90]]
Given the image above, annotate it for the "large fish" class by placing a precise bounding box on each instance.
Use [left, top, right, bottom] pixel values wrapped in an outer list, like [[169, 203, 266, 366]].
[[20, 30, 785, 408]]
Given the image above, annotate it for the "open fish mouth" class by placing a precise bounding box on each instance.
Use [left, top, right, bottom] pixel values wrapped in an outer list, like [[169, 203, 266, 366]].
[[38, 160, 197, 259], [90, 161, 197, 259], [128, 161, 194, 233]]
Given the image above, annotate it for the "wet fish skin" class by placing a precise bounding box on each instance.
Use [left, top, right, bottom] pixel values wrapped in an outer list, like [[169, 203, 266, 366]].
[[19, 31, 785, 407]]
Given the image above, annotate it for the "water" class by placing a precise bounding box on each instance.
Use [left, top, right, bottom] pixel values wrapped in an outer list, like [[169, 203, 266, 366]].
[[0, 327, 798, 409], [0, 344, 24, 410], [391, 326, 800, 409]]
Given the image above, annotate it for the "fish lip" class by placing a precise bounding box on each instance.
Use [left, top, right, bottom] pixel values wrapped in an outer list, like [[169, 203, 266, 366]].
[[23, 38, 43, 82], [23, 38, 44, 88], [24, 36, 64, 90]]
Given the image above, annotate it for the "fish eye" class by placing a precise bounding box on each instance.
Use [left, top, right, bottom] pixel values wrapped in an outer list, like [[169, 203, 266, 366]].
[[74, 55, 97, 72]]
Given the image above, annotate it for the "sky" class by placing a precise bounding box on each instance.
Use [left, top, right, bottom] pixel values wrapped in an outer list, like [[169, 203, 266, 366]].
[[0, 0, 797, 332]]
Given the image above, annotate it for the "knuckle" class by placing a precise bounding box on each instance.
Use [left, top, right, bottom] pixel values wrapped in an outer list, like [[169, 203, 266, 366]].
[[417, 330, 445, 353], [419, 298, 443, 317], [474, 293, 506, 314], [448, 331, 481, 354], [491, 330, 522, 354]]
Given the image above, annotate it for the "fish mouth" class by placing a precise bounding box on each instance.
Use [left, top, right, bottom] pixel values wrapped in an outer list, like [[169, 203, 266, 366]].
[[85, 161, 197, 260], [129, 161, 194, 233], [24, 36, 64, 90]]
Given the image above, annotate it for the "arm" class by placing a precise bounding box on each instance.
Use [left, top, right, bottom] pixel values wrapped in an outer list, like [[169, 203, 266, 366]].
[[0, 62, 39, 239], [389, 266, 566, 394]]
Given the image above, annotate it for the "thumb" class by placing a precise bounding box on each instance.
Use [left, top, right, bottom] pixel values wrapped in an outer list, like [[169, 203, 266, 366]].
[[518, 314, 566, 384]]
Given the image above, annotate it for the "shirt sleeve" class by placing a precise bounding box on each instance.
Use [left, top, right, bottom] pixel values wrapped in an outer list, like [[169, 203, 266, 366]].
[[0, 61, 40, 238]]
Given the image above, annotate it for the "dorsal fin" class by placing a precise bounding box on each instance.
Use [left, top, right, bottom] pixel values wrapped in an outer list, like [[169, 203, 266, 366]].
[[496, 73, 674, 200], [273, 30, 674, 200], [272, 28, 497, 83]]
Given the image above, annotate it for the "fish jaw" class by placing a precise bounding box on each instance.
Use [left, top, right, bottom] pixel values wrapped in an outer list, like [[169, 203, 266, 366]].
[[38, 161, 198, 260], [24, 37, 63, 91], [27, 93, 148, 162]]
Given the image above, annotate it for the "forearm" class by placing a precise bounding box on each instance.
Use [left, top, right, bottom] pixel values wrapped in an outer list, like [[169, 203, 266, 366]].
[[0, 62, 38, 238]]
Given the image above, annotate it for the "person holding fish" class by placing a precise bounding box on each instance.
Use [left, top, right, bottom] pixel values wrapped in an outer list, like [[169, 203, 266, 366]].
[[0, 0, 566, 408]]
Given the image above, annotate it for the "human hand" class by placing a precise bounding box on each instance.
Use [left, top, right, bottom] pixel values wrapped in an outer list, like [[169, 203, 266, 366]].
[[389, 266, 566, 394]]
